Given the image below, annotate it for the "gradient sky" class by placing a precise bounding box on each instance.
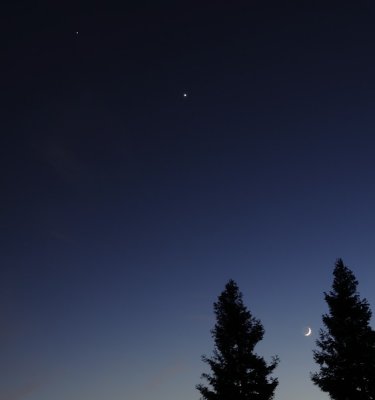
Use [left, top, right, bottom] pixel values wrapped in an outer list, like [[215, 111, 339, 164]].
[[2, 1, 375, 400]]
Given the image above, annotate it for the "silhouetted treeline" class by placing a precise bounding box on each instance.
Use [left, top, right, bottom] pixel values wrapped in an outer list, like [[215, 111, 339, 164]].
[[197, 260, 375, 400]]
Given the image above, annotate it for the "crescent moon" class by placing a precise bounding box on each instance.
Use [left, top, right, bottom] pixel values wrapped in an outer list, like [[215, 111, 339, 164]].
[[304, 327, 312, 336]]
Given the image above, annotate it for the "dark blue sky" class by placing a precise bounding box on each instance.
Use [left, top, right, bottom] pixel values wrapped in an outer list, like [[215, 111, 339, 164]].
[[2, 2, 375, 399]]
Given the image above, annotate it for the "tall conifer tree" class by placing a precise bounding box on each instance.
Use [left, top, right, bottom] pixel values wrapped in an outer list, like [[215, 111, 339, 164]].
[[197, 279, 278, 400], [312, 259, 375, 400]]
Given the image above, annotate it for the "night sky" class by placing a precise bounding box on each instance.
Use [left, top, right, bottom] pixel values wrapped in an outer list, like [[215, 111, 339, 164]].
[[2, 1, 375, 400]]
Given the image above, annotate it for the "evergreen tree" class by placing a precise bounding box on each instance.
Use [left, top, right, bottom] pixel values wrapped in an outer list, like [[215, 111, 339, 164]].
[[197, 279, 278, 400], [312, 258, 375, 400]]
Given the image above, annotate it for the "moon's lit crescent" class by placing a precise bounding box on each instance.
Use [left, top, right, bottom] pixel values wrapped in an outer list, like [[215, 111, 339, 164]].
[[304, 327, 312, 336]]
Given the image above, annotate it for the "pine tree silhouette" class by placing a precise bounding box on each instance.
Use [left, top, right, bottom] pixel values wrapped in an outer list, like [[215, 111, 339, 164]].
[[197, 279, 278, 400], [312, 259, 375, 400]]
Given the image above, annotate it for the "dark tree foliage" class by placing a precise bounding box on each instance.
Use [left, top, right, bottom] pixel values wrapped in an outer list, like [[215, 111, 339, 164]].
[[312, 259, 375, 400], [197, 279, 279, 400]]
